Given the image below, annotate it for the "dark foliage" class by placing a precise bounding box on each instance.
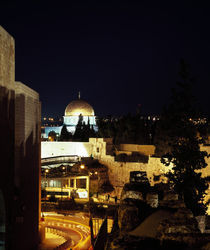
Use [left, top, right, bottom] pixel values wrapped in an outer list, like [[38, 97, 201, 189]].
[[155, 60, 209, 215], [73, 115, 96, 141], [98, 180, 114, 193], [96, 114, 153, 145], [59, 125, 72, 141], [115, 152, 149, 163], [48, 130, 57, 141]]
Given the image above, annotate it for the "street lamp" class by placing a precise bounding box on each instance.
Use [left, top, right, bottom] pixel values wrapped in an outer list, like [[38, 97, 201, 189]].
[[62, 165, 68, 175], [79, 164, 91, 200], [80, 164, 85, 169], [45, 169, 49, 187]]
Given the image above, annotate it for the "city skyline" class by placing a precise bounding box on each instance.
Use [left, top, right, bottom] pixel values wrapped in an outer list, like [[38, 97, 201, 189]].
[[1, 1, 210, 117]]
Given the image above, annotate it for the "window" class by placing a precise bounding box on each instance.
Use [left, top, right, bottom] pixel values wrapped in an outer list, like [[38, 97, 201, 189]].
[[97, 147, 99, 153], [62, 179, 69, 188], [154, 175, 160, 181], [70, 179, 74, 188], [76, 178, 86, 189]]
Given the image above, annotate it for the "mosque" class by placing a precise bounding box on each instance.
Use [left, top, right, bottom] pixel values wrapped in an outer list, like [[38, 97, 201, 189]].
[[43, 93, 97, 139]]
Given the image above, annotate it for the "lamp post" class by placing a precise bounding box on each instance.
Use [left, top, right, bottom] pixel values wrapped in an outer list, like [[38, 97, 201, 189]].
[[61, 165, 67, 201], [45, 169, 49, 188], [80, 164, 91, 202], [80, 164, 85, 170]]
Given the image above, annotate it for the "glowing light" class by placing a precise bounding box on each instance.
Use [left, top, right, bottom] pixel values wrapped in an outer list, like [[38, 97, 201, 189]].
[[80, 165, 85, 169], [77, 190, 88, 198]]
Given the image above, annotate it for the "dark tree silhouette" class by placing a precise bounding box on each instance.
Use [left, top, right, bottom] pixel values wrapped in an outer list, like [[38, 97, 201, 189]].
[[59, 125, 72, 141], [73, 114, 96, 141], [48, 130, 57, 141], [156, 60, 209, 215], [96, 114, 152, 145]]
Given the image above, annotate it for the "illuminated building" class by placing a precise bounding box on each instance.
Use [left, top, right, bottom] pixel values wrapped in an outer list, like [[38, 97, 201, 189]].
[[42, 175, 90, 200], [43, 93, 97, 139], [41, 160, 111, 200]]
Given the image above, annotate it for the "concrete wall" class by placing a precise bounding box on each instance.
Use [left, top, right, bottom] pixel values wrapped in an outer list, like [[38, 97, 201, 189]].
[[41, 141, 91, 158]]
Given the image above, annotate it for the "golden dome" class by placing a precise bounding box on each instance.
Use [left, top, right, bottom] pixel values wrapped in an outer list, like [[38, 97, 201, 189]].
[[65, 99, 95, 116]]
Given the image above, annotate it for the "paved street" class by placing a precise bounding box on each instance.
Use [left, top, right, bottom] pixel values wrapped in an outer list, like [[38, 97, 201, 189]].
[[42, 212, 92, 249]]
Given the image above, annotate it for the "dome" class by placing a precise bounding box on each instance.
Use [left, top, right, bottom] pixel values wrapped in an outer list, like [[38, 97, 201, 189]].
[[65, 99, 95, 116]]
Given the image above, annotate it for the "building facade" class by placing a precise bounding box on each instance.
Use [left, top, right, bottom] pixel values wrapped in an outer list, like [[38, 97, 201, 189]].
[[43, 94, 97, 139], [0, 26, 41, 250]]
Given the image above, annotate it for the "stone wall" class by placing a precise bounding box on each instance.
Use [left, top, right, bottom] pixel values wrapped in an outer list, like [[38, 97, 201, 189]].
[[118, 144, 155, 156], [89, 138, 210, 213], [15, 81, 41, 249], [0, 26, 41, 249], [0, 26, 15, 250], [0, 26, 15, 89], [41, 139, 210, 212]]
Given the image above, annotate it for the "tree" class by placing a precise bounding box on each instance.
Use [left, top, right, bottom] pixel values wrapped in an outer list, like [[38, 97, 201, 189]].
[[48, 130, 57, 141], [73, 114, 84, 141], [96, 114, 151, 145], [73, 115, 96, 141], [59, 125, 72, 141], [156, 60, 209, 215]]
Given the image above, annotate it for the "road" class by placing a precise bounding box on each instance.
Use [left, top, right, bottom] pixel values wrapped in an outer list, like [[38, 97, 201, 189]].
[[43, 212, 92, 250]]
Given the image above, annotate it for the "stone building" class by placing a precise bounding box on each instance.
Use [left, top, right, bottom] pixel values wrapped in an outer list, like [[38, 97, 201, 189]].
[[43, 93, 97, 138], [0, 26, 41, 249]]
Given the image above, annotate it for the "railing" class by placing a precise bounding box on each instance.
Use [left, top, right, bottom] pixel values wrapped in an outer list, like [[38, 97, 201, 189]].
[[93, 217, 107, 250], [89, 211, 118, 249], [92, 218, 103, 236]]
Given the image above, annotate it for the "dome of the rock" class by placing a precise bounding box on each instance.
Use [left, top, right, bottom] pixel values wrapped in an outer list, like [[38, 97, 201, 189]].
[[64, 99, 95, 116]]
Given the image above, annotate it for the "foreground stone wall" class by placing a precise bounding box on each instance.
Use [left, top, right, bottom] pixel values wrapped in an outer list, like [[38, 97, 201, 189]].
[[0, 26, 15, 250], [15, 81, 41, 249], [0, 26, 15, 89], [0, 26, 41, 250]]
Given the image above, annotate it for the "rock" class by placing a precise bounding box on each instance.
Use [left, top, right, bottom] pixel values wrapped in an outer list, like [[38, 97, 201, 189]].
[[146, 193, 158, 208], [163, 192, 179, 201], [118, 204, 140, 232], [121, 190, 143, 201]]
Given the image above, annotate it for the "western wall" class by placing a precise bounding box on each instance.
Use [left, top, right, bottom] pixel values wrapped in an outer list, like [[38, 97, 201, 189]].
[[89, 138, 210, 213], [41, 138, 210, 213]]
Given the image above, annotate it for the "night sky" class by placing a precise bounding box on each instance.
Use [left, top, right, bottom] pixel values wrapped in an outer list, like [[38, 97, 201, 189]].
[[1, 1, 210, 117]]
